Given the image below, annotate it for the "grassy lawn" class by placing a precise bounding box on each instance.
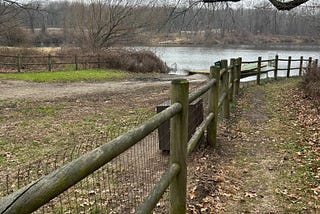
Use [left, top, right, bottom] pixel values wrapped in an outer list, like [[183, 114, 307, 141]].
[[0, 69, 130, 82]]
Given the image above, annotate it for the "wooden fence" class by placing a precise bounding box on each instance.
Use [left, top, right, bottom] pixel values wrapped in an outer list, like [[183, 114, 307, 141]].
[[241, 55, 318, 84], [0, 54, 108, 72], [0, 56, 317, 214]]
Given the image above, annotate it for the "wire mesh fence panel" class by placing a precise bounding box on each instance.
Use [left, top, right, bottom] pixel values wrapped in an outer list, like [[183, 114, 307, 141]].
[[0, 110, 172, 213], [30, 130, 169, 213]]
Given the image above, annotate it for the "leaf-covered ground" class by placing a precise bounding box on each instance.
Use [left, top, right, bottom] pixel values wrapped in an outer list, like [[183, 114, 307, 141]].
[[187, 78, 319, 213], [1, 76, 319, 213]]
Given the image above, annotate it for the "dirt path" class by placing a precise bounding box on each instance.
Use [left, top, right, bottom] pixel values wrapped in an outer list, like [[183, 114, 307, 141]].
[[0, 74, 207, 100], [187, 79, 319, 213]]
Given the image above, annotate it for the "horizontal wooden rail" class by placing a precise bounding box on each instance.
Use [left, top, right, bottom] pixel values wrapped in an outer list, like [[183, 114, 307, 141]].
[[260, 59, 274, 63], [0, 103, 182, 214], [136, 163, 180, 214], [187, 113, 214, 155], [242, 60, 259, 64], [218, 91, 227, 108], [188, 79, 216, 103]]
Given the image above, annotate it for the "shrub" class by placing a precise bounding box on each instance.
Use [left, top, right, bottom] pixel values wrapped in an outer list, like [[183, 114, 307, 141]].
[[56, 48, 169, 73], [302, 65, 320, 99]]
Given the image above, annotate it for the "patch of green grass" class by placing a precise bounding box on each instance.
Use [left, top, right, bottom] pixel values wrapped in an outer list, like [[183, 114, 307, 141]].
[[0, 69, 130, 82], [21, 104, 66, 117]]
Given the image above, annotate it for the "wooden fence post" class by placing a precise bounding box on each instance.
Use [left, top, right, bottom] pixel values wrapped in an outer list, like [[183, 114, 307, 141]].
[[97, 54, 101, 69], [229, 58, 235, 102], [308, 57, 312, 72], [274, 55, 278, 80], [299, 56, 303, 76], [17, 55, 21, 72], [314, 59, 318, 68], [235, 57, 241, 95], [48, 54, 52, 72], [257, 56, 262, 85], [287, 56, 292, 78], [170, 79, 188, 214], [75, 54, 78, 70], [221, 59, 229, 119], [207, 65, 220, 149]]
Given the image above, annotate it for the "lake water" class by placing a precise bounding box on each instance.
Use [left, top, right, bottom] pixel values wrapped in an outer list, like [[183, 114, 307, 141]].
[[133, 46, 319, 80], [133, 46, 320, 81]]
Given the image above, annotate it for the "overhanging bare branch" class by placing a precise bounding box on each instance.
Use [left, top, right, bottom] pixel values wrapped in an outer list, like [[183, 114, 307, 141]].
[[203, 0, 310, 10], [269, 0, 310, 10]]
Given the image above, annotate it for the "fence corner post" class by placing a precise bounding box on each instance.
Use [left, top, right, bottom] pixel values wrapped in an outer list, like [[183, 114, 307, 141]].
[[170, 79, 189, 214], [274, 55, 278, 80], [207, 65, 220, 149], [257, 56, 261, 85]]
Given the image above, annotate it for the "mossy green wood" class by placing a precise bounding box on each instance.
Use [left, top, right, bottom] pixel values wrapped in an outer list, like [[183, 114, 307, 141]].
[[170, 79, 189, 214], [287, 56, 292, 78], [221, 60, 230, 119], [207, 66, 220, 148], [257, 57, 262, 85], [274, 55, 279, 80]]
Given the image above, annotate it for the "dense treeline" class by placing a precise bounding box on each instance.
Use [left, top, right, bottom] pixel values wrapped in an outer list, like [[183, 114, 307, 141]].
[[0, 0, 319, 48]]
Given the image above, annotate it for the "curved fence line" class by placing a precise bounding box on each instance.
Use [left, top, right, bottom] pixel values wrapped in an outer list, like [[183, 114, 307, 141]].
[[0, 55, 318, 214]]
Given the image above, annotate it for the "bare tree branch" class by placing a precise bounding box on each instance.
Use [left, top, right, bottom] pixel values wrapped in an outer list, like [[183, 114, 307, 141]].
[[203, 0, 310, 10], [269, 0, 310, 10]]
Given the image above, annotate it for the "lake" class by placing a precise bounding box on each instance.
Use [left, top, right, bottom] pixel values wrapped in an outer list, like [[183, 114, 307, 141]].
[[138, 46, 319, 70], [133, 46, 319, 79]]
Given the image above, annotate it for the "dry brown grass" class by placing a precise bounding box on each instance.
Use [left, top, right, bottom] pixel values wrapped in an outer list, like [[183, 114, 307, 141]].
[[302, 66, 320, 102]]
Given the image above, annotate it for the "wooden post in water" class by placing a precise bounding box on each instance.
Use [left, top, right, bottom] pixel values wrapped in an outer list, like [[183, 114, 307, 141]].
[[235, 57, 241, 95], [314, 59, 318, 68], [257, 56, 262, 85], [75, 55, 78, 70], [48, 54, 52, 72], [170, 79, 188, 214], [274, 55, 278, 80], [17, 55, 21, 72], [287, 56, 292, 78], [299, 56, 303, 76], [221, 60, 230, 119], [207, 65, 220, 149], [229, 58, 235, 102]]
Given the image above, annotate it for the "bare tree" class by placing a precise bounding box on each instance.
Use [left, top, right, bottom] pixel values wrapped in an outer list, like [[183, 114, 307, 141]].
[[66, 0, 157, 50]]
